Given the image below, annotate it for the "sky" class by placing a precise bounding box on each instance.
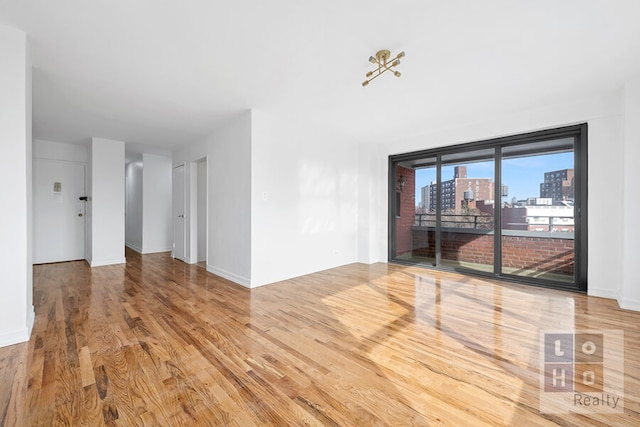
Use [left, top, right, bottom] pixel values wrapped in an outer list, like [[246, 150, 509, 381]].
[[415, 152, 573, 203]]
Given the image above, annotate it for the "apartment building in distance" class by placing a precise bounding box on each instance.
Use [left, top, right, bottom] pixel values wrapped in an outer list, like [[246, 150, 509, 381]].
[[540, 168, 574, 202], [502, 198, 575, 232], [428, 166, 494, 213], [502, 168, 576, 232]]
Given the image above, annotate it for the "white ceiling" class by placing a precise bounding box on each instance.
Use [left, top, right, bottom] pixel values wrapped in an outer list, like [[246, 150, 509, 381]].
[[1, 1, 640, 151]]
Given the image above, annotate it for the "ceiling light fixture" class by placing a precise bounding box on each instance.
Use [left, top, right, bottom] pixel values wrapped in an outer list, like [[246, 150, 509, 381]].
[[362, 49, 405, 87]]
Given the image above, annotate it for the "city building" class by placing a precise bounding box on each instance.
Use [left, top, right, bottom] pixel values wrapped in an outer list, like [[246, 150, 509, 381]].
[[540, 168, 574, 202], [502, 202, 575, 232], [420, 184, 431, 211], [428, 166, 494, 213]]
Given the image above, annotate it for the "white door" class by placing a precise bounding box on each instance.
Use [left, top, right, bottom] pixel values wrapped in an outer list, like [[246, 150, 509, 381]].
[[173, 164, 186, 261], [33, 159, 86, 263]]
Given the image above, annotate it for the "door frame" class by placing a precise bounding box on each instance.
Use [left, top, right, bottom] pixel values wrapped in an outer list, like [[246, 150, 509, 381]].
[[388, 124, 587, 292], [33, 158, 87, 263], [173, 164, 187, 262]]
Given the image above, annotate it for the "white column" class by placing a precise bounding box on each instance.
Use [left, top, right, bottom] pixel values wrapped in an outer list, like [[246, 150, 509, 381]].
[[0, 25, 34, 347], [88, 138, 126, 266], [619, 75, 640, 311], [142, 153, 173, 254]]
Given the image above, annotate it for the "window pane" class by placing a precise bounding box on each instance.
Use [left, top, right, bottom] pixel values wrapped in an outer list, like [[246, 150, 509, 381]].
[[411, 163, 437, 264], [501, 146, 574, 283], [393, 165, 413, 258], [394, 159, 436, 264], [439, 151, 495, 273]]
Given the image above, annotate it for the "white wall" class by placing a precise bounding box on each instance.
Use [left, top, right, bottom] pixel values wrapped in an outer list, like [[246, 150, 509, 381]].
[[360, 90, 627, 299], [174, 110, 358, 288], [25, 37, 33, 336], [89, 137, 126, 266], [357, 143, 386, 264], [142, 153, 172, 253], [34, 139, 88, 162], [0, 25, 33, 347], [211, 113, 252, 284], [619, 76, 640, 310], [125, 156, 143, 252], [173, 111, 252, 285], [251, 110, 358, 287], [86, 143, 93, 262]]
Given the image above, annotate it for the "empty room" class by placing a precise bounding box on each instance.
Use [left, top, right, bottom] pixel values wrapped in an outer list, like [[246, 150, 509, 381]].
[[1, 1, 640, 425]]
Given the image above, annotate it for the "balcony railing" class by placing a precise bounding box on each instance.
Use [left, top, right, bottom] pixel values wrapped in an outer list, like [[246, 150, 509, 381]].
[[414, 213, 493, 229], [414, 213, 574, 233]]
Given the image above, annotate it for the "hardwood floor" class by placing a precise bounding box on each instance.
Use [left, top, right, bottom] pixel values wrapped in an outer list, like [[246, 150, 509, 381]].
[[1, 249, 639, 426]]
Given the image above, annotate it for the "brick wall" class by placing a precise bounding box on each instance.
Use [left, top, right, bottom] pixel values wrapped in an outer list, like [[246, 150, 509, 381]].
[[412, 229, 494, 264], [395, 166, 415, 255], [502, 235, 574, 275], [412, 228, 574, 275]]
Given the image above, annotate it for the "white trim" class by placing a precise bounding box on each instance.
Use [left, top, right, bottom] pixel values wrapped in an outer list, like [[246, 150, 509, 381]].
[[32, 156, 87, 165], [207, 265, 251, 288], [0, 326, 31, 348], [587, 288, 618, 300], [27, 306, 34, 337], [141, 247, 173, 255], [125, 242, 143, 253], [618, 296, 640, 312], [90, 257, 127, 267], [127, 244, 173, 255]]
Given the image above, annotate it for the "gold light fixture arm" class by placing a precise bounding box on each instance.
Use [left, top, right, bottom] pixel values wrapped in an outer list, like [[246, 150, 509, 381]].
[[362, 49, 405, 87]]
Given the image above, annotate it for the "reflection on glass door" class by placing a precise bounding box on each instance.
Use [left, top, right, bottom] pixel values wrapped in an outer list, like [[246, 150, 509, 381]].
[[501, 140, 575, 284], [440, 150, 495, 273]]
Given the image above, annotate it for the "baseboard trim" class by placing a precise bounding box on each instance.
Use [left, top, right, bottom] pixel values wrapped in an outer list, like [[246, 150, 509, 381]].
[[618, 296, 640, 312], [141, 246, 173, 255], [207, 265, 251, 288], [90, 257, 127, 267], [588, 288, 618, 300], [27, 305, 34, 338], [125, 243, 142, 253], [0, 324, 32, 348]]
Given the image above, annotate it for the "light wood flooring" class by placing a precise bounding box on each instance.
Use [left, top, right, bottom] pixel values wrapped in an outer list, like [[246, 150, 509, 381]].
[[1, 249, 639, 426]]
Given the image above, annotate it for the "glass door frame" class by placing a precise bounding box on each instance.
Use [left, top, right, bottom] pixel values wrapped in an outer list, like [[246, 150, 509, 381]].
[[388, 124, 587, 292]]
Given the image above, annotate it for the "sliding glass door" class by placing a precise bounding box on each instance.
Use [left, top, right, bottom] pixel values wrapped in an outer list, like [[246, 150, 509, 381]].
[[389, 125, 587, 292], [440, 149, 495, 274], [500, 139, 575, 284]]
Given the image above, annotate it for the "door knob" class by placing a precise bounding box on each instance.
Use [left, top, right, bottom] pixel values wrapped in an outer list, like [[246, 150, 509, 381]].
[[178, 214, 184, 218], [78, 213, 83, 217]]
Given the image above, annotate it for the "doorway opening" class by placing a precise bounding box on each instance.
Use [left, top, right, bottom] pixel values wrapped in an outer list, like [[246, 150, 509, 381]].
[[389, 124, 587, 292], [173, 164, 186, 262], [33, 159, 87, 263], [195, 158, 207, 269]]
